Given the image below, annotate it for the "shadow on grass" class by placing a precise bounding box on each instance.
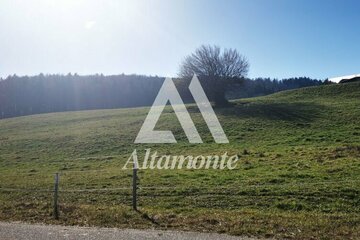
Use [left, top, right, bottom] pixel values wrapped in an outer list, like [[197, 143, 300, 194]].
[[135, 209, 160, 226], [217, 101, 327, 123]]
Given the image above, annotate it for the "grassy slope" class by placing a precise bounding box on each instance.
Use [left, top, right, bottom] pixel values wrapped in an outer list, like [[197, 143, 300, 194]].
[[0, 82, 359, 239]]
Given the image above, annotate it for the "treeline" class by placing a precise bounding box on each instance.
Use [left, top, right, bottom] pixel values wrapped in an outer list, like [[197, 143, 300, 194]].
[[0, 74, 323, 119], [227, 77, 323, 99], [0, 74, 164, 119]]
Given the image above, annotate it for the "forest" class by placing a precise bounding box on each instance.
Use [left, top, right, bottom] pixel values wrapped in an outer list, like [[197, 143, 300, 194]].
[[0, 73, 324, 119]]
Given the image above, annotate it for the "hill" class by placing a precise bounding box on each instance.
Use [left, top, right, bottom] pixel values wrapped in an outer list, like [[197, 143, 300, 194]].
[[0, 82, 359, 239]]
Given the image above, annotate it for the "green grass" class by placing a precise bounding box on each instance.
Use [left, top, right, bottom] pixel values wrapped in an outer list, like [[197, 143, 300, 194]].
[[0, 82, 359, 239]]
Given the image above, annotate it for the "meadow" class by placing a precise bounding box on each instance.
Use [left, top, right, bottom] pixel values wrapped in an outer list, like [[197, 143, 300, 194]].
[[0, 82, 359, 239]]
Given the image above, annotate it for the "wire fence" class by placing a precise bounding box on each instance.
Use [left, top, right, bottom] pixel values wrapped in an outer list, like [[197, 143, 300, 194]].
[[1, 169, 359, 219], [1, 176, 359, 194], [1, 174, 359, 191]]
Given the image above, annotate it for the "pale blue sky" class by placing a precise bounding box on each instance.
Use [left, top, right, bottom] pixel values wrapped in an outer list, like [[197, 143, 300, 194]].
[[1, 0, 359, 79]]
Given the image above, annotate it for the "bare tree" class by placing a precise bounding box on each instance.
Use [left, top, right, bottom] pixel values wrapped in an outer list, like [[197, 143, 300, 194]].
[[179, 45, 249, 106]]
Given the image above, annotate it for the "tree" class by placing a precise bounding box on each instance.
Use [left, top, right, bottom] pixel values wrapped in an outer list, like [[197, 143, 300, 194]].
[[178, 45, 249, 106]]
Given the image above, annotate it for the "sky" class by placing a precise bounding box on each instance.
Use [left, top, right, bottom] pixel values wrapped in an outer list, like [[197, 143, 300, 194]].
[[1, 0, 360, 80]]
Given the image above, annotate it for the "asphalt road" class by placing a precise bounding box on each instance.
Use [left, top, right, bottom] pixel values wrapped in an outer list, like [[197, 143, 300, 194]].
[[0, 222, 258, 240]]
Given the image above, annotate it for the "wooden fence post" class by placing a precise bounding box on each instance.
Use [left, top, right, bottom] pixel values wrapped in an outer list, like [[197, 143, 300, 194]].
[[53, 173, 59, 219], [132, 161, 138, 211]]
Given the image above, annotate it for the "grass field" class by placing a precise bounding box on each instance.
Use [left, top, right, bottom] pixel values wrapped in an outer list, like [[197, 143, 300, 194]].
[[0, 82, 359, 239]]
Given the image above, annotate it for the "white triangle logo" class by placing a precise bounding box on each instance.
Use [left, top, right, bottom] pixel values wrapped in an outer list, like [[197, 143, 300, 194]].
[[135, 74, 228, 143]]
